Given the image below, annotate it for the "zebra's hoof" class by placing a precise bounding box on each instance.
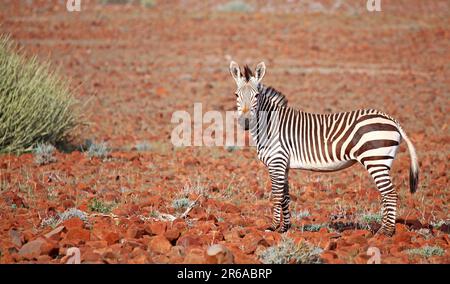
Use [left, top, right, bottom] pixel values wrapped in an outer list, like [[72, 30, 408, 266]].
[[375, 227, 395, 237], [278, 224, 291, 233], [264, 226, 277, 232]]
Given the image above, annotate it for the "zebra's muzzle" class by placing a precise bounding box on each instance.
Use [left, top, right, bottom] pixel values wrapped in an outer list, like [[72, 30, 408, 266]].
[[238, 115, 251, 131]]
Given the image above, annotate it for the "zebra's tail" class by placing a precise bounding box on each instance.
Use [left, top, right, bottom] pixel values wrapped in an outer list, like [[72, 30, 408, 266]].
[[397, 125, 419, 193]]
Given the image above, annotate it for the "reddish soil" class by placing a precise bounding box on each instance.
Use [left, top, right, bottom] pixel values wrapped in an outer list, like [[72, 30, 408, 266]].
[[0, 0, 449, 264]]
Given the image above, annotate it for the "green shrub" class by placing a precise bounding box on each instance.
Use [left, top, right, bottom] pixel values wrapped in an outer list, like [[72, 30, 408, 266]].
[[301, 223, 327, 232], [0, 35, 79, 153], [172, 198, 191, 210], [406, 246, 445, 258], [259, 237, 323, 264], [89, 198, 114, 214]]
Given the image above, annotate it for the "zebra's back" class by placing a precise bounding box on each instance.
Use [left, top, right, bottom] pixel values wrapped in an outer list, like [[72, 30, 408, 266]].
[[281, 108, 402, 171]]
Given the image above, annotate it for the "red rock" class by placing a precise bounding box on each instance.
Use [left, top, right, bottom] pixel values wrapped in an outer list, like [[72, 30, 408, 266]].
[[183, 248, 207, 264], [9, 229, 23, 247], [325, 240, 337, 251], [164, 228, 181, 243], [393, 232, 412, 243], [149, 235, 172, 254], [63, 228, 90, 245], [241, 232, 267, 254], [223, 230, 241, 242], [19, 239, 45, 260], [86, 240, 108, 249], [347, 234, 368, 246], [104, 231, 121, 245], [321, 251, 338, 263], [152, 254, 170, 264], [221, 203, 240, 213], [129, 247, 150, 264], [141, 196, 162, 207], [36, 255, 53, 263], [83, 251, 102, 263], [63, 218, 84, 230], [146, 222, 167, 236], [18, 238, 57, 260], [101, 249, 119, 264], [44, 225, 65, 241], [176, 234, 202, 248]]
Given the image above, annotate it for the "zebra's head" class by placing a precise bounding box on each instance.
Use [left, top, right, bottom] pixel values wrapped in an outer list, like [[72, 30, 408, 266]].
[[229, 61, 266, 130]]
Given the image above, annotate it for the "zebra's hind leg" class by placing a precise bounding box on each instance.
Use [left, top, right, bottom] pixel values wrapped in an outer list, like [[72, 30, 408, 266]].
[[368, 166, 398, 236], [279, 179, 291, 233]]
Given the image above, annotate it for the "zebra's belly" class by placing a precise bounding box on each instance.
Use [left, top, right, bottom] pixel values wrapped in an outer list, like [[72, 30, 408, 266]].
[[289, 159, 356, 172]]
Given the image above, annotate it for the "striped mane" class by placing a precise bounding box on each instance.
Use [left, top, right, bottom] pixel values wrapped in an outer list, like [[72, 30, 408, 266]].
[[258, 84, 288, 108]]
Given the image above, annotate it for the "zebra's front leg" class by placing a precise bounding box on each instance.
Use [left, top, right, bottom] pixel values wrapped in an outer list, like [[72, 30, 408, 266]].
[[279, 181, 291, 233], [266, 164, 288, 232]]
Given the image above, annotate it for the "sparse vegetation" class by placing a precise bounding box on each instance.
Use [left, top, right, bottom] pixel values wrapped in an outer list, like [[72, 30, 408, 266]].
[[359, 212, 382, 229], [431, 220, 448, 229], [135, 140, 151, 152], [41, 208, 89, 228], [216, 0, 254, 13], [182, 178, 207, 197], [87, 141, 110, 159], [406, 245, 445, 258], [33, 143, 57, 165], [140, 0, 156, 8], [89, 198, 114, 214], [292, 209, 311, 220], [0, 35, 79, 153], [301, 223, 328, 232], [259, 237, 323, 264], [172, 197, 191, 210]]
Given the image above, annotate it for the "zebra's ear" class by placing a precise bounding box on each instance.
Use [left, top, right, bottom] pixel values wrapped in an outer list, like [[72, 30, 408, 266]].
[[255, 62, 266, 82], [229, 61, 241, 82]]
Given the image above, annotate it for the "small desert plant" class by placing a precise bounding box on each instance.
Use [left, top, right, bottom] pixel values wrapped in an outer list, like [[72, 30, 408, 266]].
[[89, 198, 114, 214], [259, 237, 323, 264], [41, 208, 89, 228], [216, 0, 254, 12], [140, 0, 156, 8], [135, 140, 151, 152], [0, 35, 79, 153], [359, 212, 382, 229], [292, 209, 311, 220], [406, 245, 445, 258], [172, 198, 191, 210], [182, 178, 207, 196], [431, 220, 448, 229], [87, 141, 110, 159], [33, 143, 57, 165], [301, 223, 327, 232]]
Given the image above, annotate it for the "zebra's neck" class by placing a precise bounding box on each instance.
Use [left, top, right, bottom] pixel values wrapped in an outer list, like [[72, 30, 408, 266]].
[[248, 84, 288, 159], [257, 84, 288, 110]]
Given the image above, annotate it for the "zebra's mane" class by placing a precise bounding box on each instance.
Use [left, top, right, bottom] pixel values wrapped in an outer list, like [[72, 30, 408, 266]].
[[258, 84, 288, 108]]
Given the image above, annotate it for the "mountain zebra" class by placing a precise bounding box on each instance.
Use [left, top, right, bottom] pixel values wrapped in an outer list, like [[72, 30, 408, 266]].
[[229, 61, 419, 236]]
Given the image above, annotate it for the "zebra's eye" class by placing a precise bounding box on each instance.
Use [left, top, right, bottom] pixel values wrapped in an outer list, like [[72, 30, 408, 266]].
[[255, 93, 259, 98], [235, 93, 238, 98]]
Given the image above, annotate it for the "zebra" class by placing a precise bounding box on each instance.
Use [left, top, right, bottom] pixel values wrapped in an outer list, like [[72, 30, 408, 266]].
[[229, 61, 419, 236]]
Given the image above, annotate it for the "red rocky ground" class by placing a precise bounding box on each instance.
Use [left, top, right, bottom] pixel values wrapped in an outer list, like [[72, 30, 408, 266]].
[[0, 0, 449, 264]]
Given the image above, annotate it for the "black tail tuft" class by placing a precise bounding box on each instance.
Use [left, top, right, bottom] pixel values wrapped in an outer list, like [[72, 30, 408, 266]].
[[409, 166, 419, 194]]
